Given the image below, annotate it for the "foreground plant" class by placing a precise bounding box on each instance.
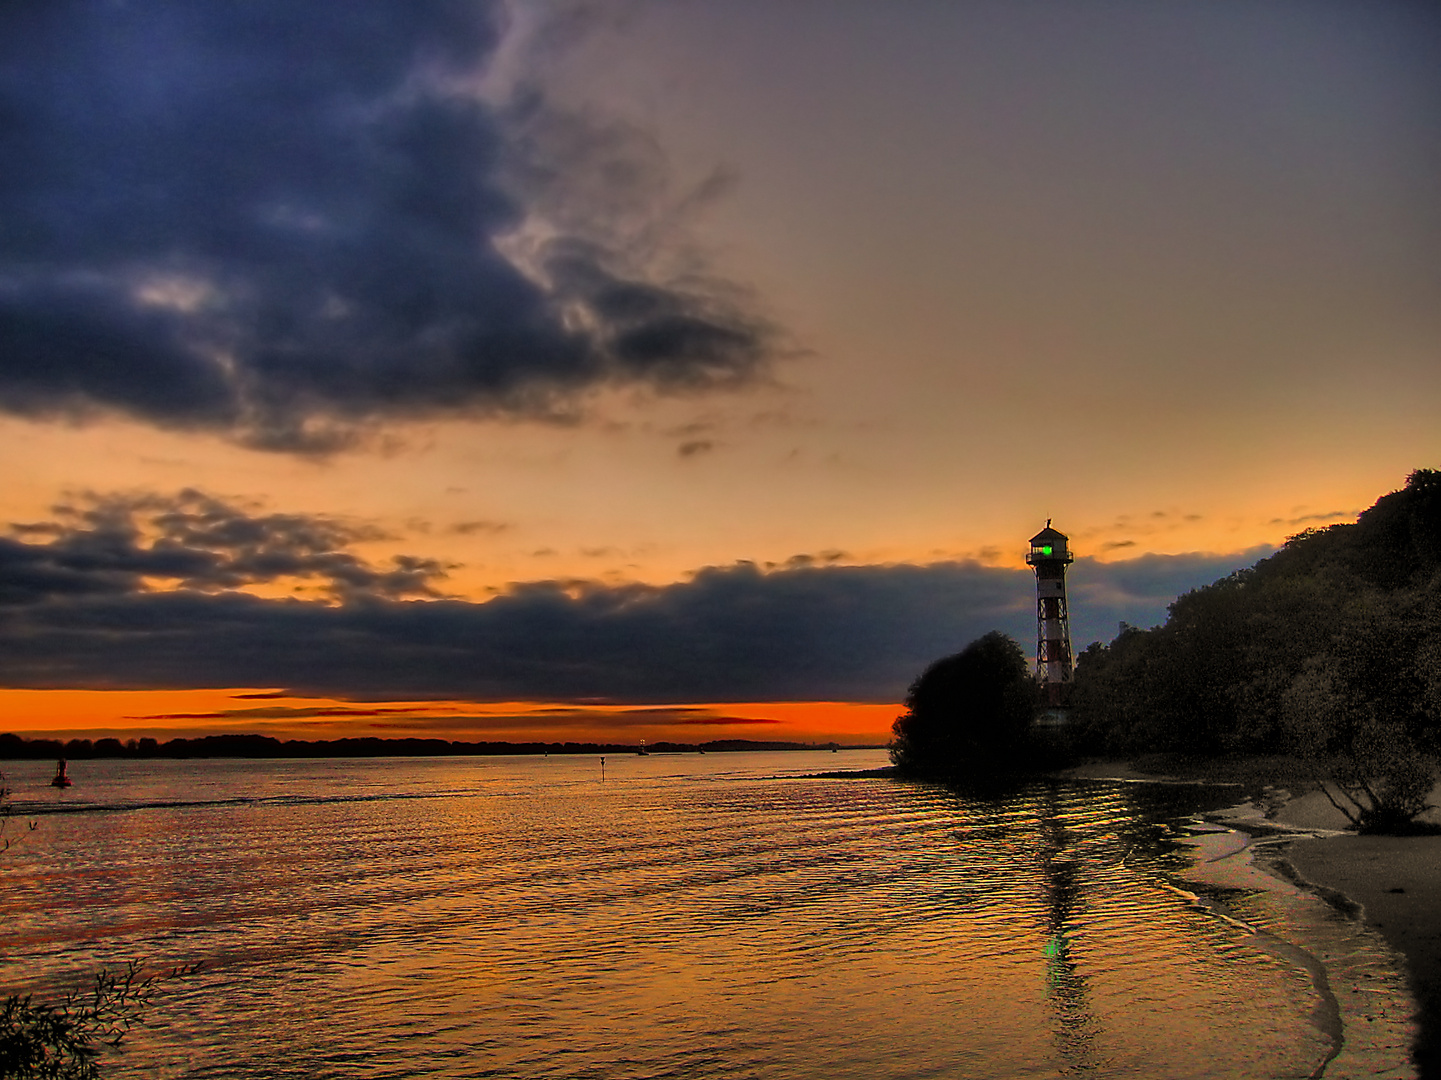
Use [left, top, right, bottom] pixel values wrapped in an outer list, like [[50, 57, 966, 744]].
[[1, 778, 197, 1078], [0, 772, 36, 858], [0, 960, 199, 1080]]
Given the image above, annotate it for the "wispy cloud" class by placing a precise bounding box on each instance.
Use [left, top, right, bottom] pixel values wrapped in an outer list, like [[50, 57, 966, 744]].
[[448, 520, 513, 536], [1268, 509, 1356, 527], [127, 705, 442, 721]]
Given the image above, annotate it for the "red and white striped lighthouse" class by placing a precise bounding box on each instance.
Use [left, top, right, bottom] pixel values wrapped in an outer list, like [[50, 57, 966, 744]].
[[1026, 522, 1074, 708]]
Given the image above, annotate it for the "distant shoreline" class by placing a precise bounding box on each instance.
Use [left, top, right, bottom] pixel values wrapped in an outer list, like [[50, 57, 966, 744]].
[[0, 732, 884, 760]]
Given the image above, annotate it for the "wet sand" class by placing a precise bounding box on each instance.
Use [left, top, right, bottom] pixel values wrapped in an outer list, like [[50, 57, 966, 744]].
[[1274, 790, 1441, 1080], [1178, 817, 1415, 1079], [1256, 784, 1435, 1078]]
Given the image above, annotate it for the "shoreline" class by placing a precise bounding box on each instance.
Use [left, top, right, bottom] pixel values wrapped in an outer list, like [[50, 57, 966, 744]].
[[854, 760, 1438, 1074], [1061, 763, 1439, 1077], [1270, 809, 1441, 1080], [1201, 782, 1441, 1079], [1163, 806, 1410, 1078]]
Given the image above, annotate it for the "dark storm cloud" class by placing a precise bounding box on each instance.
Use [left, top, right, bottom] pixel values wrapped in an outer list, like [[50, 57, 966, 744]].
[[0, 504, 1268, 701], [0, 1, 772, 451], [3, 490, 446, 603]]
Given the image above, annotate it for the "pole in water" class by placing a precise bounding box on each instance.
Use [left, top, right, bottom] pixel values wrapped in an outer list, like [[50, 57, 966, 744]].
[[600, 755, 605, 780]]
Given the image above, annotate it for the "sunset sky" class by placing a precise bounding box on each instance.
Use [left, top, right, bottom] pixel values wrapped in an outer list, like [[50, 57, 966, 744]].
[[2, 1, 1437, 744]]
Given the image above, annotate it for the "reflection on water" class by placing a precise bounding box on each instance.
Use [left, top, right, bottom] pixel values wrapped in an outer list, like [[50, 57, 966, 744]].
[[1036, 785, 1102, 1071], [0, 752, 1401, 1078]]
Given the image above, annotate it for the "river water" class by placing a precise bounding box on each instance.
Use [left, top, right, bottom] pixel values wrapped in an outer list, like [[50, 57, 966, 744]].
[[0, 751, 1417, 1078]]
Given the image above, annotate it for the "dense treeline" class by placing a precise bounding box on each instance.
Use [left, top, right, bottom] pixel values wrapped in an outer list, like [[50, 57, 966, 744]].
[[890, 631, 1044, 782], [0, 733, 842, 760], [1069, 469, 1441, 829]]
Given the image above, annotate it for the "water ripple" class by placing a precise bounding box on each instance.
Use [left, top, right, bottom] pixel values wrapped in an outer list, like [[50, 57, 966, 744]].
[[0, 754, 1368, 1078]]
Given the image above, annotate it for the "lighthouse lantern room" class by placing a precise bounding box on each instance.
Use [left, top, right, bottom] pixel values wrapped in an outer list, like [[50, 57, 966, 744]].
[[1026, 522, 1075, 708]]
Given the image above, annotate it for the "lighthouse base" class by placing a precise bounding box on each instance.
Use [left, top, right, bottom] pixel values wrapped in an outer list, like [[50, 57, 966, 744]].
[[1034, 707, 1071, 730]]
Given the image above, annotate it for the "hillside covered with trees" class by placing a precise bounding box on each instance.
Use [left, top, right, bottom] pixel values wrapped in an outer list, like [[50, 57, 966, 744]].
[[1069, 469, 1440, 830]]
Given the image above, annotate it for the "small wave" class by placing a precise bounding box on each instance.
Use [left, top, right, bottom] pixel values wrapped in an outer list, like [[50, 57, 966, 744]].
[[9, 788, 460, 817]]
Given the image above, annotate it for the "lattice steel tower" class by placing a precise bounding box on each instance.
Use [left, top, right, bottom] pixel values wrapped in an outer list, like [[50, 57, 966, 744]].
[[1026, 523, 1074, 707]]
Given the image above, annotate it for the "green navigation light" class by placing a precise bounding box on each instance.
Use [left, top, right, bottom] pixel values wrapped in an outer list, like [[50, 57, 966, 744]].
[[1040, 545, 1053, 556]]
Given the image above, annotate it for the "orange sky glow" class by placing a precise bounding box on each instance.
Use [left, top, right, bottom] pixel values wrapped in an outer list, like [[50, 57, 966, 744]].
[[0, 688, 897, 746]]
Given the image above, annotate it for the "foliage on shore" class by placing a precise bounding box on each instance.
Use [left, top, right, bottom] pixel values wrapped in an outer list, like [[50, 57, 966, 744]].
[[889, 631, 1047, 782], [887, 471, 1439, 828], [1, 774, 193, 1080], [1069, 469, 1441, 832], [0, 962, 187, 1080]]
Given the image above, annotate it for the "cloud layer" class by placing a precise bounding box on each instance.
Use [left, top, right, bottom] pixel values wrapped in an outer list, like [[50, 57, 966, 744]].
[[1, 492, 1269, 702], [3, 490, 445, 604], [0, 1, 772, 451]]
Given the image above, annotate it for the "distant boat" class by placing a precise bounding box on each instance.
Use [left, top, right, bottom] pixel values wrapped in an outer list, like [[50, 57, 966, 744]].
[[51, 759, 72, 788]]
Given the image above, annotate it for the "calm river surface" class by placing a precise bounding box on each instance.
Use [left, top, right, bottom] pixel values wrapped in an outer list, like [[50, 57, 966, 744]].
[[0, 751, 1415, 1078]]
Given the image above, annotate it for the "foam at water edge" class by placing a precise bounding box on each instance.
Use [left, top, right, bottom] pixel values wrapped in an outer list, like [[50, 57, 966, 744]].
[[1179, 801, 1416, 1080]]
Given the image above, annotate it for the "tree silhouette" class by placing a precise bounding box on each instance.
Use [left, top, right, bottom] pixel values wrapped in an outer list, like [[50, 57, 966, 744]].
[[890, 631, 1039, 780]]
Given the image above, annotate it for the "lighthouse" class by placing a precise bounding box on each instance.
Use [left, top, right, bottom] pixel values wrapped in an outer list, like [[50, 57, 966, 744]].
[[1026, 522, 1074, 710]]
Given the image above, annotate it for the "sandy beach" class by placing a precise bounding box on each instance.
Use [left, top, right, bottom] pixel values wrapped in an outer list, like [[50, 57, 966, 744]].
[[1063, 764, 1441, 1077], [1272, 789, 1441, 1080]]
